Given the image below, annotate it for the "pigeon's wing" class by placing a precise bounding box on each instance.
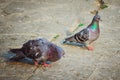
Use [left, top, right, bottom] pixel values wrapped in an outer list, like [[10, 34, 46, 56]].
[[10, 48, 22, 54], [9, 50, 26, 61], [75, 28, 89, 42], [65, 28, 89, 43]]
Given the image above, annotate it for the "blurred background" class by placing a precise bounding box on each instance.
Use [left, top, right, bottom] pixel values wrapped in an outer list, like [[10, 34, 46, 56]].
[[0, 0, 120, 80]]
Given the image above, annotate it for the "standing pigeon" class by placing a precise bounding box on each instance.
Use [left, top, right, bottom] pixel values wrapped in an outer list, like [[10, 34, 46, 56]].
[[63, 12, 101, 51]]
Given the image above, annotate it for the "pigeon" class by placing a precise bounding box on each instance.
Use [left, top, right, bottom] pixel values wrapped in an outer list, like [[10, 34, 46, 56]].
[[9, 38, 65, 67], [63, 11, 101, 51]]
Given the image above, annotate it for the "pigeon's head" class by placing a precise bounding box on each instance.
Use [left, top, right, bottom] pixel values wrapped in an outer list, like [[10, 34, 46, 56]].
[[93, 11, 101, 22]]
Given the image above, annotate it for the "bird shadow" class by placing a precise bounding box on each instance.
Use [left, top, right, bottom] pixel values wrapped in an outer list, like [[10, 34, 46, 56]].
[[3, 51, 51, 67], [3, 52, 35, 65], [2, 53, 49, 72]]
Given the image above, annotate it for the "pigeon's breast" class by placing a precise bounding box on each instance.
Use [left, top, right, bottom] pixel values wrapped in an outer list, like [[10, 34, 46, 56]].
[[89, 29, 100, 41]]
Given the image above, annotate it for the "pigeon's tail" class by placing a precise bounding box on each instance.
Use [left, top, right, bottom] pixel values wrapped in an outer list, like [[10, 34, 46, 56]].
[[62, 36, 74, 44], [10, 48, 22, 53], [63, 36, 77, 43], [9, 48, 26, 61]]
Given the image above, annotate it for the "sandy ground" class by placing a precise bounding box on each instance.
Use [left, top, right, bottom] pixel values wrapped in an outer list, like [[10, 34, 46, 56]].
[[0, 0, 120, 80]]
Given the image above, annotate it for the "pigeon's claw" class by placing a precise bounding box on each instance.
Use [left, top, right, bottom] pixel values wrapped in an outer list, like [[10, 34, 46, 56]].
[[86, 45, 94, 51], [43, 62, 51, 67], [34, 61, 39, 66]]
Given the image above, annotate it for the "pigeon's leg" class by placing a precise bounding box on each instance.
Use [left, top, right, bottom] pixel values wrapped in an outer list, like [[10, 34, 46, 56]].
[[35, 57, 48, 67], [86, 40, 96, 51], [35, 56, 44, 66], [41, 60, 51, 67], [86, 45, 94, 51], [34, 61, 39, 66], [36, 55, 51, 67], [43, 62, 51, 67]]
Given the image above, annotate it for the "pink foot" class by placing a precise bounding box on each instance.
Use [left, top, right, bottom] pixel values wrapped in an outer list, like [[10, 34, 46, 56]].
[[34, 61, 39, 66], [43, 62, 51, 67], [87, 45, 94, 51]]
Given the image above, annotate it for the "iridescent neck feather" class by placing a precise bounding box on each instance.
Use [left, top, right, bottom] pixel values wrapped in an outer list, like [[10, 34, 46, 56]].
[[90, 19, 99, 31]]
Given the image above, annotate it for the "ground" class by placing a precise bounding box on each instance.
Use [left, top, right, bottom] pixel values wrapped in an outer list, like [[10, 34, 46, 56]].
[[0, 0, 120, 80]]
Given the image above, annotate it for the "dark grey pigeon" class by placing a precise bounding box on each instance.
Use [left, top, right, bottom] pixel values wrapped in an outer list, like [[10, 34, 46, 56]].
[[9, 38, 65, 66]]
